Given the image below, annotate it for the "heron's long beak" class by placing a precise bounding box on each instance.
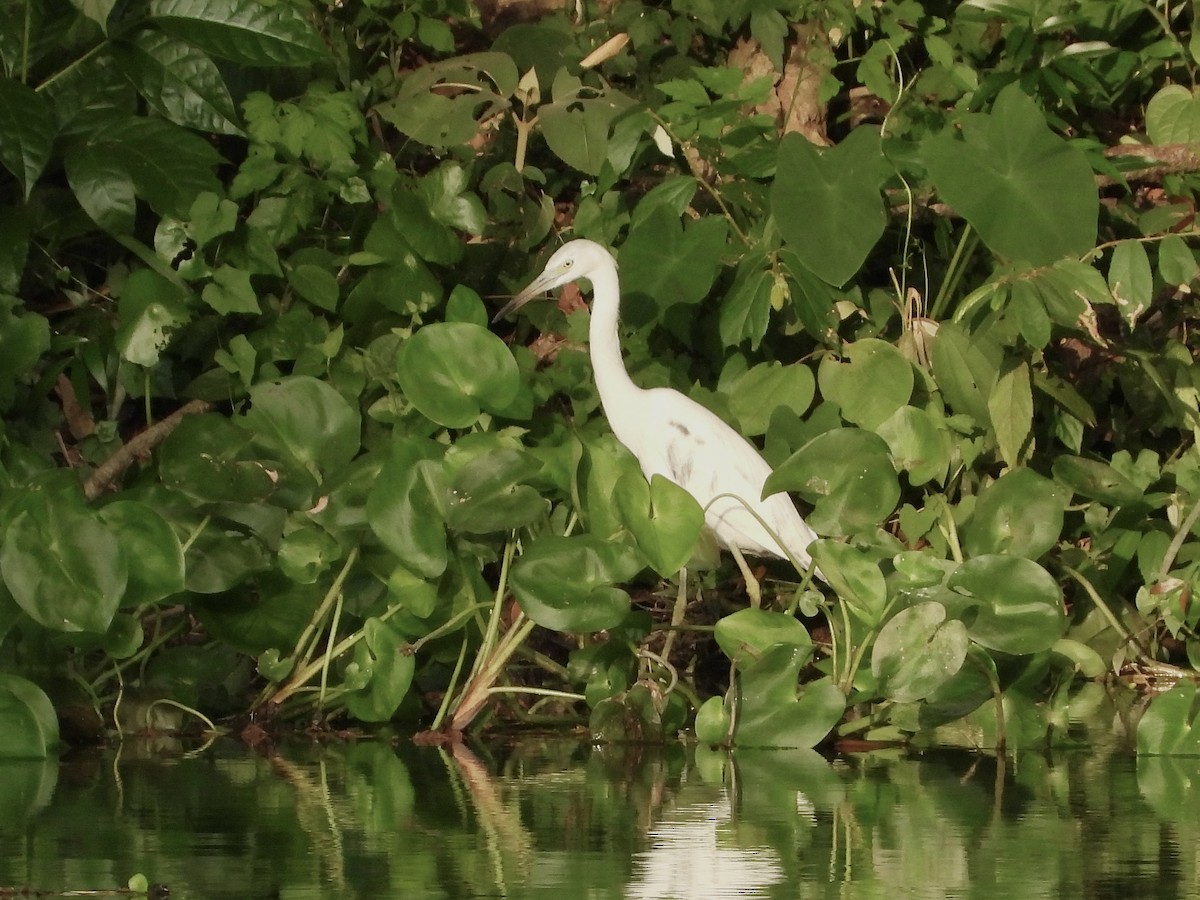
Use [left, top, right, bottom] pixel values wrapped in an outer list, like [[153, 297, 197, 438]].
[[492, 269, 560, 323]]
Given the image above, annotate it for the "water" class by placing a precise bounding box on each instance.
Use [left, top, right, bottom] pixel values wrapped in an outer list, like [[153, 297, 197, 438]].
[[0, 711, 1197, 899]]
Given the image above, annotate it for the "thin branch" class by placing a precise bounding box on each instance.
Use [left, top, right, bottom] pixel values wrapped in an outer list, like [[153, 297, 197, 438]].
[[82, 399, 214, 500]]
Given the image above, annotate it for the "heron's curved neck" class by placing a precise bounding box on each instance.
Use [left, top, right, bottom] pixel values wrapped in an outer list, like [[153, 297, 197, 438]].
[[587, 263, 644, 423]]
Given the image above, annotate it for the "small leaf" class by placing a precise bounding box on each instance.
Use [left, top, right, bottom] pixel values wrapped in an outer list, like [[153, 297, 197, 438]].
[[818, 339, 914, 430], [1051, 455, 1145, 506], [875, 406, 951, 486], [1108, 241, 1153, 327], [115, 269, 190, 366], [714, 607, 812, 668], [113, 29, 242, 134], [202, 265, 259, 314], [344, 619, 415, 722], [988, 359, 1033, 468], [809, 540, 887, 625]]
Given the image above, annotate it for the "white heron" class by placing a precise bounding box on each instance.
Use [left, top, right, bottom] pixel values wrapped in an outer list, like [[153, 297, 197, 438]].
[[493, 239, 822, 611]]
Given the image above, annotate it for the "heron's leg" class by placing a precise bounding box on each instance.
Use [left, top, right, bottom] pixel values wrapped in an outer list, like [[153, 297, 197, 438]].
[[661, 567, 689, 660], [729, 545, 762, 608]]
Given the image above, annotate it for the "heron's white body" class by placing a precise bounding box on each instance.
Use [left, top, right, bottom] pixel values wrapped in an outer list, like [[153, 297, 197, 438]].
[[498, 239, 819, 577]]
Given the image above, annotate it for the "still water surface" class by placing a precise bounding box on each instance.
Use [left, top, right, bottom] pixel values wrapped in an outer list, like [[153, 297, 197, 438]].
[[1, 698, 1197, 899]]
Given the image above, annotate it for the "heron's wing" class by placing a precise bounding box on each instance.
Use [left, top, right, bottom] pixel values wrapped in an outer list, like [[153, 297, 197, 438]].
[[638, 389, 818, 567]]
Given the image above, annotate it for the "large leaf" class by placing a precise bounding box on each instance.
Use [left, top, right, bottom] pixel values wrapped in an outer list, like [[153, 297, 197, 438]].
[[367, 438, 448, 579], [618, 207, 729, 323], [149, 0, 326, 66], [817, 339, 914, 430], [0, 495, 127, 634], [946, 554, 1065, 654], [924, 83, 1097, 264], [1051, 455, 1145, 507], [0, 675, 59, 759], [239, 376, 361, 478], [613, 472, 704, 578], [344, 619, 415, 722], [65, 118, 223, 229], [1146, 84, 1200, 145], [724, 361, 814, 436], [771, 126, 889, 286], [444, 448, 546, 534], [377, 52, 517, 148], [0, 77, 56, 198], [539, 71, 636, 175], [963, 468, 1066, 559], [113, 29, 242, 134], [872, 602, 969, 703], [509, 535, 641, 632], [733, 648, 845, 748], [810, 539, 888, 625], [395, 322, 520, 428], [1137, 680, 1200, 756], [159, 414, 278, 504], [766, 428, 899, 535], [97, 501, 185, 607]]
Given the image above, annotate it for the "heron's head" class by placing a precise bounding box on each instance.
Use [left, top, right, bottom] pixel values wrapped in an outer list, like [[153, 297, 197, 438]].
[[492, 239, 615, 322]]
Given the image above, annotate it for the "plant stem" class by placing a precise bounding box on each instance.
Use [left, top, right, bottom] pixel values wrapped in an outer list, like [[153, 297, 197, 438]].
[[1157, 497, 1200, 582]]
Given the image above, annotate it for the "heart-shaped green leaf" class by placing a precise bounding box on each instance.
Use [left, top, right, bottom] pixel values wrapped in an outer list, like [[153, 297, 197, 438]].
[[509, 535, 641, 632], [714, 607, 813, 668], [964, 468, 1067, 559], [613, 472, 704, 577], [97, 501, 185, 606], [924, 83, 1097, 264], [344, 618, 415, 722], [876, 406, 952, 486], [733, 648, 845, 748], [396, 322, 520, 428], [0, 675, 58, 759], [1, 495, 127, 634], [445, 448, 546, 534], [725, 361, 815, 436], [240, 375, 361, 478], [810, 539, 888, 625], [872, 601, 969, 702], [1146, 84, 1200, 145], [367, 438, 448, 579], [772, 126, 889, 286], [818, 339, 914, 430], [766, 428, 899, 535], [946, 554, 1065, 654]]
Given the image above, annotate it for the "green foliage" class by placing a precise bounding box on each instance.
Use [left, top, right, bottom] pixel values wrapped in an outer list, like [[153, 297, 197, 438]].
[[0, 0, 1198, 753]]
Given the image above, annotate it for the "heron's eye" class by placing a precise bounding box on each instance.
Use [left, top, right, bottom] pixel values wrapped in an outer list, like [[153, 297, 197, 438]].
[[563, 260, 573, 268]]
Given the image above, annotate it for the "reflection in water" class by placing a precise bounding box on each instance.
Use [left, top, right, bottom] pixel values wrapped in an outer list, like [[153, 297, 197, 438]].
[[0, 698, 1195, 899]]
